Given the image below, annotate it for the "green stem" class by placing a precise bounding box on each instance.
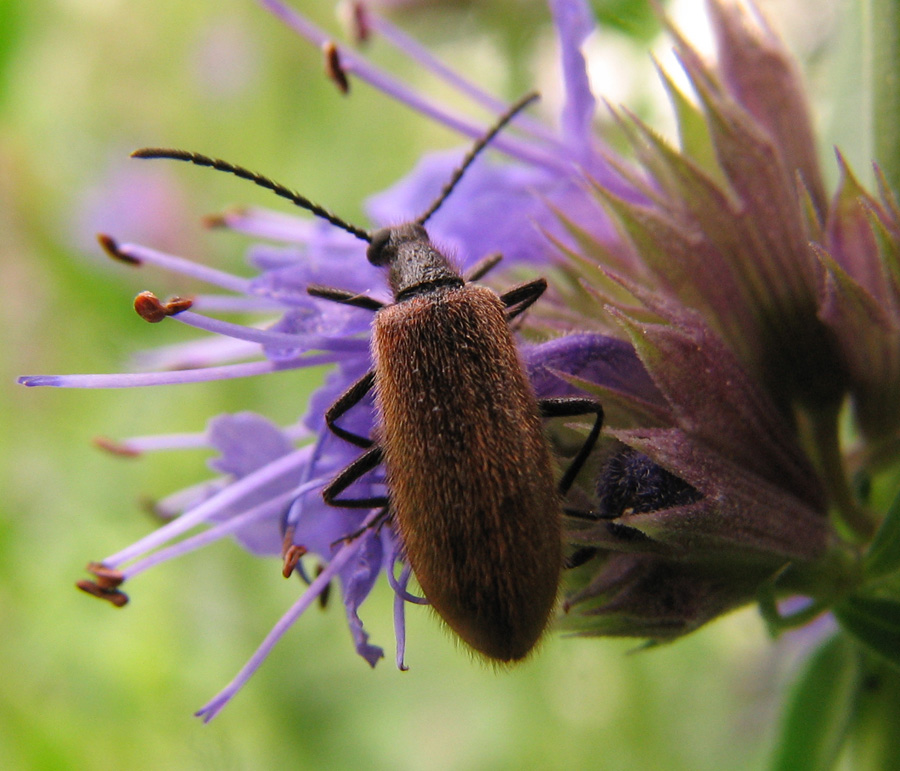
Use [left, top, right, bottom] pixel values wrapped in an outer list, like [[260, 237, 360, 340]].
[[869, 0, 900, 193], [811, 404, 878, 542], [758, 548, 862, 635], [758, 566, 835, 635]]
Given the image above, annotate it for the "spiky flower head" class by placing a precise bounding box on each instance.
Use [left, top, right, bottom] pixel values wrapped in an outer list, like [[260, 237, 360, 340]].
[[559, 0, 900, 644]]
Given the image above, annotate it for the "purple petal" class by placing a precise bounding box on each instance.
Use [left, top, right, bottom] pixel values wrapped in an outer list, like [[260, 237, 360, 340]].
[[248, 235, 382, 304], [340, 532, 387, 667], [304, 358, 375, 437], [392, 559, 413, 671], [195, 533, 368, 722], [207, 412, 294, 477], [18, 360, 328, 389], [549, 0, 597, 158], [523, 332, 662, 404], [367, 150, 559, 268], [203, 413, 301, 556]]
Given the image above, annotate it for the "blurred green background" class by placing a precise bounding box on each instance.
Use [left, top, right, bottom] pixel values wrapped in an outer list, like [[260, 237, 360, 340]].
[[0, 1, 855, 769]]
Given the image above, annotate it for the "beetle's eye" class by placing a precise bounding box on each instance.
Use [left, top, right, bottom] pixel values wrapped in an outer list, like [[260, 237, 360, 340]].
[[367, 228, 392, 266]]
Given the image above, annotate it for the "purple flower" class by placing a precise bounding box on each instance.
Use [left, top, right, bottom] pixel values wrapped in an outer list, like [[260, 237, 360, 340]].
[[21, 0, 634, 720], [558, 0, 898, 645], [19, 0, 900, 722]]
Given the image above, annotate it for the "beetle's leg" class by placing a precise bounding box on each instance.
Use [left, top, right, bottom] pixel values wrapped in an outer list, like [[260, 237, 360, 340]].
[[325, 371, 376, 448], [322, 445, 389, 509], [565, 547, 599, 569], [465, 252, 503, 282], [500, 277, 547, 321], [539, 397, 605, 496], [308, 283, 385, 311], [332, 506, 392, 547], [540, 397, 606, 569]]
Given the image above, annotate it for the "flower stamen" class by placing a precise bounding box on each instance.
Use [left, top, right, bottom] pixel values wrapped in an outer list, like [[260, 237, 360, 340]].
[[76, 563, 129, 607], [167, 306, 369, 353], [257, 0, 563, 171], [100, 448, 313, 568], [194, 511, 380, 722], [323, 40, 349, 94], [93, 436, 143, 457], [282, 543, 307, 578], [349, 3, 556, 145], [87, 562, 126, 589], [121, 487, 303, 580], [76, 580, 129, 607], [97, 233, 253, 294], [134, 291, 193, 323]]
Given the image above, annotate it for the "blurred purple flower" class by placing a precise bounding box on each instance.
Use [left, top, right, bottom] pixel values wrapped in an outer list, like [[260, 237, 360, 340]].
[[72, 157, 200, 259], [191, 17, 262, 100]]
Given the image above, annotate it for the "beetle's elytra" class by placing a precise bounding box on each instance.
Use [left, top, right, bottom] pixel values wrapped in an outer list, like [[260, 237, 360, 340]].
[[133, 93, 604, 661], [376, 287, 560, 657]]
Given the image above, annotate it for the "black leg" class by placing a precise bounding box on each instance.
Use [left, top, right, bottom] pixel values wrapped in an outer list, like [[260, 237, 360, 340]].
[[465, 252, 502, 282], [322, 445, 389, 509], [308, 283, 385, 312], [539, 397, 604, 495], [332, 506, 392, 547], [565, 546, 598, 569], [501, 277, 547, 321], [564, 506, 603, 521], [325, 371, 376, 448], [554, 398, 605, 571]]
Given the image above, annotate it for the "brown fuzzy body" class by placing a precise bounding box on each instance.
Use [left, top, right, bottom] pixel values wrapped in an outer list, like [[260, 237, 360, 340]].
[[372, 284, 561, 661]]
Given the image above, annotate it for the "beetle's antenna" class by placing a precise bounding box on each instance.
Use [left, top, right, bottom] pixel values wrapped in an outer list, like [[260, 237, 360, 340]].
[[131, 148, 371, 243], [415, 92, 539, 227]]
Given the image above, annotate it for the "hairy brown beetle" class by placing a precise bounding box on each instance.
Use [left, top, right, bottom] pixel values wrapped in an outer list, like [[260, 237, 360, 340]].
[[134, 93, 603, 661]]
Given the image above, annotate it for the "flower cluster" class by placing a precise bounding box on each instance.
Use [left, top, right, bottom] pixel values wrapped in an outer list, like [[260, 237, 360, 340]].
[[20, 0, 900, 723]]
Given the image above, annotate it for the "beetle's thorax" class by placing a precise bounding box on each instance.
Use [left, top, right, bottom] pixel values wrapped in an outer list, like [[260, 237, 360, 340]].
[[367, 223, 464, 300]]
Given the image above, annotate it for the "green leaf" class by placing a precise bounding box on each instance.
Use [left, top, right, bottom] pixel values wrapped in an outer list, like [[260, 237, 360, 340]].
[[870, 0, 900, 194], [864, 488, 900, 580], [769, 634, 861, 771], [847, 655, 900, 770], [0, 1, 23, 106], [834, 596, 900, 672], [655, 63, 720, 183], [590, 0, 659, 40]]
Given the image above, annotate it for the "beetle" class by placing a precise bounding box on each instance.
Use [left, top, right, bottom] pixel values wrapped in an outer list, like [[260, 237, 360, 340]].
[[133, 93, 604, 661]]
